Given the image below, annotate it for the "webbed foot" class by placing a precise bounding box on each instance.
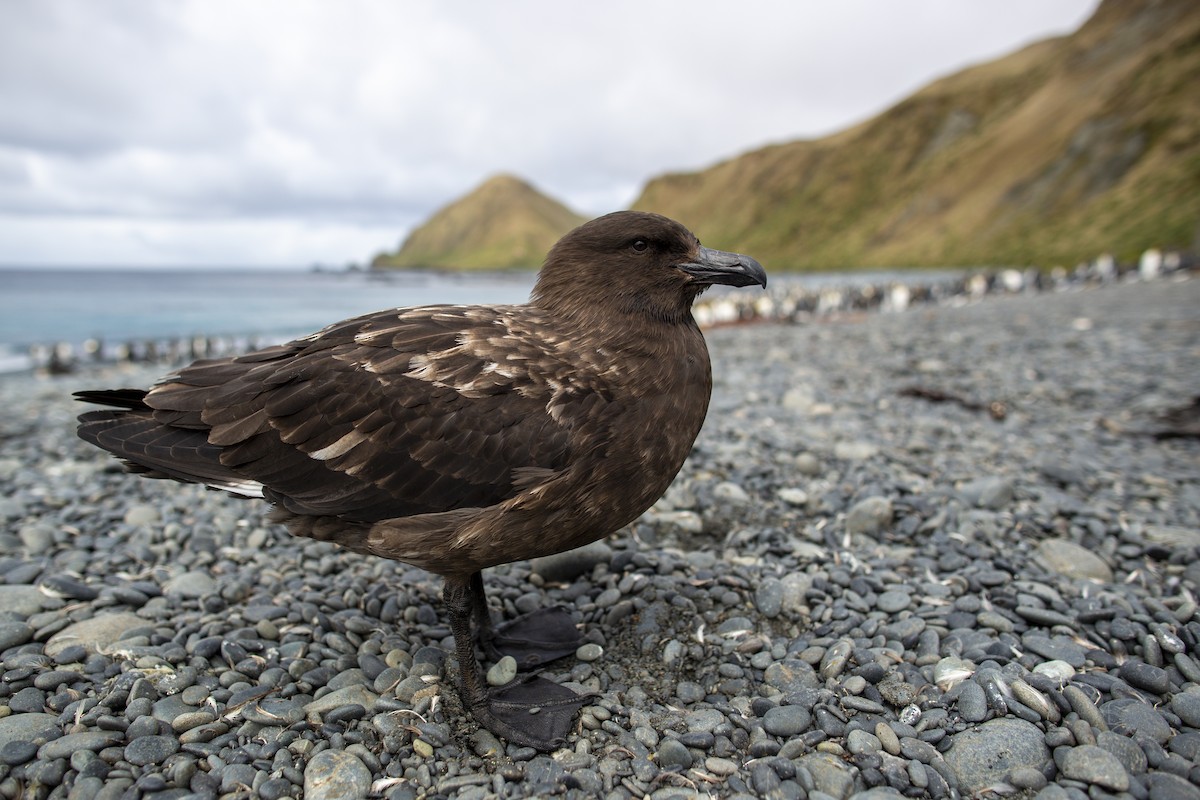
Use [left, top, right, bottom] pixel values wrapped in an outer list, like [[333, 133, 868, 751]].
[[480, 605, 584, 669], [468, 674, 591, 750]]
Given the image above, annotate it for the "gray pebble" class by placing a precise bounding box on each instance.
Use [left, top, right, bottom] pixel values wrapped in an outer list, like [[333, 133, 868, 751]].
[[1096, 730, 1148, 775], [686, 708, 725, 733], [958, 476, 1014, 509], [9, 687, 47, 714], [875, 723, 902, 756], [845, 496, 893, 535], [755, 577, 784, 617], [593, 587, 621, 608], [0, 622, 33, 651], [123, 735, 179, 766], [576, 643, 603, 662], [36, 730, 124, 761], [1145, 772, 1200, 800], [1060, 744, 1130, 791], [705, 756, 739, 776], [1009, 766, 1048, 790], [763, 705, 812, 737], [656, 738, 693, 770], [220, 763, 259, 793], [1101, 699, 1172, 744], [944, 718, 1049, 794], [1024, 636, 1086, 668], [0, 740, 38, 766], [956, 681, 988, 723], [0, 586, 48, 617], [764, 659, 819, 693], [1170, 692, 1200, 729], [1121, 662, 1169, 695], [875, 590, 910, 613], [244, 698, 305, 726], [846, 729, 881, 754], [304, 750, 371, 800], [44, 612, 145, 657], [123, 504, 160, 526], [797, 751, 857, 798], [676, 681, 705, 704], [486, 656, 517, 686], [1036, 539, 1114, 582]]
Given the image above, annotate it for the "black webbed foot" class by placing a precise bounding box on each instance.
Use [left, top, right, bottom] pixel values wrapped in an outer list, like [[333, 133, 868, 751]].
[[480, 605, 584, 669], [468, 674, 591, 750], [445, 573, 589, 751]]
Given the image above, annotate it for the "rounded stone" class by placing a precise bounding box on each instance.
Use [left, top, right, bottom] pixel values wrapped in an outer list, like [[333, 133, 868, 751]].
[[123, 504, 160, 526], [755, 578, 784, 618], [845, 496, 893, 535], [713, 481, 750, 505], [876, 590, 910, 613], [956, 680, 988, 723], [958, 476, 1013, 509], [763, 659, 819, 693], [846, 729, 881, 755], [576, 643, 604, 662], [529, 541, 612, 582], [124, 735, 180, 766], [797, 752, 857, 799], [686, 708, 725, 733], [486, 656, 517, 687], [762, 705, 812, 737], [656, 738, 693, 770], [1170, 691, 1200, 729], [1036, 539, 1113, 582], [163, 570, 217, 598], [943, 718, 1050, 794], [778, 488, 809, 506], [1146, 772, 1200, 800], [1060, 744, 1130, 791], [0, 622, 34, 651], [1033, 660, 1076, 682], [1121, 662, 1169, 695], [0, 740, 38, 766], [1096, 730, 1147, 775], [1101, 699, 1172, 744], [304, 750, 371, 800], [1008, 766, 1047, 790], [704, 756, 739, 776], [44, 613, 146, 658]]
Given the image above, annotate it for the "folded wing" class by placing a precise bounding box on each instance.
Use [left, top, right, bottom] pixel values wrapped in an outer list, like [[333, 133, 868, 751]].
[[77, 306, 592, 522]]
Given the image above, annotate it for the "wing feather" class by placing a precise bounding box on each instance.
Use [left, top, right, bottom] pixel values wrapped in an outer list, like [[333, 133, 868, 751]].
[[122, 305, 605, 522]]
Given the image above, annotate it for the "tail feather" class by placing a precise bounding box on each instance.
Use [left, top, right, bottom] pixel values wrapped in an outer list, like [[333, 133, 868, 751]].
[[76, 408, 263, 498], [73, 389, 150, 410]]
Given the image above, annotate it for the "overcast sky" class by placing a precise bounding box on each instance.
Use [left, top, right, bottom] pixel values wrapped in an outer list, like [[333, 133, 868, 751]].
[[1, 0, 1099, 268]]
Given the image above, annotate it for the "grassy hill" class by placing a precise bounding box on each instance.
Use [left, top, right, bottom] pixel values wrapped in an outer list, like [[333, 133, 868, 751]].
[[633, 0, 1200, 269], [372, 174, 586, 270]]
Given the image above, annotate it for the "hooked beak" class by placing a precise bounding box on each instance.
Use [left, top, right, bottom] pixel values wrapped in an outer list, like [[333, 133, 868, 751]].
[[677, 246, 767, 288]]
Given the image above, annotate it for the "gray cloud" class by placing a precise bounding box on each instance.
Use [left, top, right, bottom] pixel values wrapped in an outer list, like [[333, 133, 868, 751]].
[[0, 0, 1098, 265]]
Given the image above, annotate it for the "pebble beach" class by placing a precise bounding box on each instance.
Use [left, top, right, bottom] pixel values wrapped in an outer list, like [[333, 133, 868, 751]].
[[1, 274, 1198, 800]]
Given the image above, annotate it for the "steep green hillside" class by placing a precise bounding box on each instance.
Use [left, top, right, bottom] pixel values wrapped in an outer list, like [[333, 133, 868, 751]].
[[372, 174, 585, 270], [634, 0, 1200, 269]]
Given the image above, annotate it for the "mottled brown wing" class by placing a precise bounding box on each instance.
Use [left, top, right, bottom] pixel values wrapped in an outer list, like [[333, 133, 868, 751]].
[[144, 306, 591, 522]]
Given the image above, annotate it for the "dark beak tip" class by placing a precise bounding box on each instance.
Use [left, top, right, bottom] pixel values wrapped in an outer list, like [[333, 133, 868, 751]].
[[683, 247, 768, 289], [736, 256, 768, 289], [750, 259, 768, 289]]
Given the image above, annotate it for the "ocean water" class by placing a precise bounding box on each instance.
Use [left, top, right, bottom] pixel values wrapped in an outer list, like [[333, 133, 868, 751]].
[[0, 268, 537, 373], [0, 265, 953, 374]]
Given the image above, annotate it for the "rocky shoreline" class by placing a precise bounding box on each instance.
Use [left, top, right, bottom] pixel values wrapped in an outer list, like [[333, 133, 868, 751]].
[[1, 275, 1198, 800]]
